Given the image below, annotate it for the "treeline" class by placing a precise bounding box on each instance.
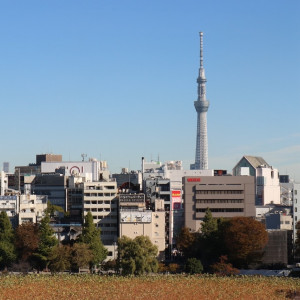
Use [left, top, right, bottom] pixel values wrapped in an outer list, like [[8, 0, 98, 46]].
[[0, 211, 107, 272], [176, 209, 269, 274]]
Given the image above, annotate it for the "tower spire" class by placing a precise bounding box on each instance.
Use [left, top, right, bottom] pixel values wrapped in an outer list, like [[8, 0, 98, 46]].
[[200, 32, 204, 68], [191, 32, 210, 170]]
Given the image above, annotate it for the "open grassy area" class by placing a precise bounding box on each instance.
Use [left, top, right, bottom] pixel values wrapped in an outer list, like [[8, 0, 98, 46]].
[[0, 274, 299, 299]]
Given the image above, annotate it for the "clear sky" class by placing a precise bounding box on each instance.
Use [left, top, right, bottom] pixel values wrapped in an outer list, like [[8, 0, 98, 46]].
[[0, 0, 299, 180]]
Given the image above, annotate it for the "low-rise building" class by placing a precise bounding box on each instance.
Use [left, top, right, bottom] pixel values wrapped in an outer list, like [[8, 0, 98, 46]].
[[0, 195, 18, 227], [19, 187, 48, 224], [119, 194, 165, 259]]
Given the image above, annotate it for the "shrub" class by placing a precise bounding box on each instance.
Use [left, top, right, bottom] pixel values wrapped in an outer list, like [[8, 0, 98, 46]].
[[185, 258, 203, 274]]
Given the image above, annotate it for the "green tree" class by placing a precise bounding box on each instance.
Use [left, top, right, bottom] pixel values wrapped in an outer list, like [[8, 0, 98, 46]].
[[45, 201, 65, 217], [48, 245, 71, 273], [117, 235, 158, 276], [0, 212, 16, 269], [223, 217, 268, 268], [185, 258, 203, 274], [78, 212, 107, 268], [201, 208, 218, 237], [34, 214, 58, 270]]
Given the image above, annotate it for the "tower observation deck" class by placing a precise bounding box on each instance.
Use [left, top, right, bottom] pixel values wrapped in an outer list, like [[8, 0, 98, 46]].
[[191, 32, 209, 170]]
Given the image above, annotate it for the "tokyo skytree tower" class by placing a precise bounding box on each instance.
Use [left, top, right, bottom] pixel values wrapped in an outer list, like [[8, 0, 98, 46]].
[[192, 32, 209, 170]]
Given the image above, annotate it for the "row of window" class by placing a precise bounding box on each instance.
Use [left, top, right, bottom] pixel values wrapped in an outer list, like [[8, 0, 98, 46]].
[[86, 214, 117, 219], [98, 223, 117, 227], [196, 190, 243, 194], [85, 185, 115, 190], [85, 200, 115, 205], [196, 199, 244, 204], [280, 221, 290, 224], [84, 193, 116, 197], [100, 231, 117, 235], [85, 208, 117, 213], [196, 208, 244, 213]]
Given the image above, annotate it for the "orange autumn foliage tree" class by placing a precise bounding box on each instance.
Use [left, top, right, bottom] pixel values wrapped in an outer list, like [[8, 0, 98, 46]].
[[223, 217, 268, 268]]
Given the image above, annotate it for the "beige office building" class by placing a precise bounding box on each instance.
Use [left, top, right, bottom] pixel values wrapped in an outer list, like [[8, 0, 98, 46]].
[[183, 176, 255, 232], [119, 195, 165, 257]]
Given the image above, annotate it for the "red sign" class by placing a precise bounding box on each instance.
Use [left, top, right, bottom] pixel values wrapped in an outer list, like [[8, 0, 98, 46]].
[[172, 190, 181, 197], [187, 178, 201, 182]]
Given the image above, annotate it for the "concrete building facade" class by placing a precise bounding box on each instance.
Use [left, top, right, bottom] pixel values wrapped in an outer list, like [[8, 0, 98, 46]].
[[119, 194, 165, 258], [233, 156, 280, 205], [183, 175, 255, 232], [19, 193, 48, 224]]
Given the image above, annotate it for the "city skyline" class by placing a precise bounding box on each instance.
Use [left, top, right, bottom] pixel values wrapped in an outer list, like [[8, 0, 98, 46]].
[[0, 1, 299, 179]]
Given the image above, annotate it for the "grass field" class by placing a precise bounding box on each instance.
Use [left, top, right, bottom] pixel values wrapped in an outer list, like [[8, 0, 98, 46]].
[[0, 274, 299, 299]]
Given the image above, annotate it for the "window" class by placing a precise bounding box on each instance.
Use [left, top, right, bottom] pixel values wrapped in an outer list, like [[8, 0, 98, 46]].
[[196, 208, 243, 213]]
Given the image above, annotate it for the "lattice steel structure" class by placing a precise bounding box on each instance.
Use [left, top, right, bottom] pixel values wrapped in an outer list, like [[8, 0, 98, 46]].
[[193, 32, 209, 170]]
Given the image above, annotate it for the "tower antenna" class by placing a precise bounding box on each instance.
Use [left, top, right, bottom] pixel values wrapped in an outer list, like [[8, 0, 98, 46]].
[[191, 32, 209, 170]]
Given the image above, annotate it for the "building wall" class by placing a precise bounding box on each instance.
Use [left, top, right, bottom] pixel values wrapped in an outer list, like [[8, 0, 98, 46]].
[[41, 161, 101, 181], [262, 230, 291, 266], [36, 154, 62, 166], [82, 181, 118, 245], [183, 176, 255, 232], [119, 211, 165, 254], [293, 183, 300, 243], [19, 194, 47, 224], [0, 195, 18, 227], [265, 213, 293, 230], [256, 167, 280, 205]]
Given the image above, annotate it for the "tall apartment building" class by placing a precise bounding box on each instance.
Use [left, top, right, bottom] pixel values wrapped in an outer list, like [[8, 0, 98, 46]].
[[183, 175, 255, 232], [68, 177, 118, 259]]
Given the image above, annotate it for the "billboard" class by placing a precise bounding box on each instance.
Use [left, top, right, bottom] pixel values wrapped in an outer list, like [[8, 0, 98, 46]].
[[120, 211, 152, 223], [172, 190, 182, 210]]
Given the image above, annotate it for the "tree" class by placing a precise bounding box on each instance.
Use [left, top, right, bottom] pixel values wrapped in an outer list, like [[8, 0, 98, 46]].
[[48, 245, 71, 273], [185, 258, 203, 274], [71, 243, 93, 271], [176, 227, 196, 258], [15, 222, 39, 263], [117, 235, 158, 276], [34, 214, 58, 270], [294, 221, 300, 257], [78, 212, 107, 268], [45, 201, 65, 217], [201, 208, 218, 237], [0, 212, 16, 269], [223, 217, 268, 268], [210, 255, 239, 276]]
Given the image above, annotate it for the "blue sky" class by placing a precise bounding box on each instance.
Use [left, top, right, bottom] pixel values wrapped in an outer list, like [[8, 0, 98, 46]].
[[0, 0, 299, 179]]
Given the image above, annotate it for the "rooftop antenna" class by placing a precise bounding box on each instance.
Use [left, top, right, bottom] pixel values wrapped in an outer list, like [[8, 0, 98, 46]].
[[81, 153, 87, 162]]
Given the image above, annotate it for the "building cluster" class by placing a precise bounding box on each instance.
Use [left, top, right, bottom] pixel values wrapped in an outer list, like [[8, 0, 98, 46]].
[[0, 154, 299, 265]]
